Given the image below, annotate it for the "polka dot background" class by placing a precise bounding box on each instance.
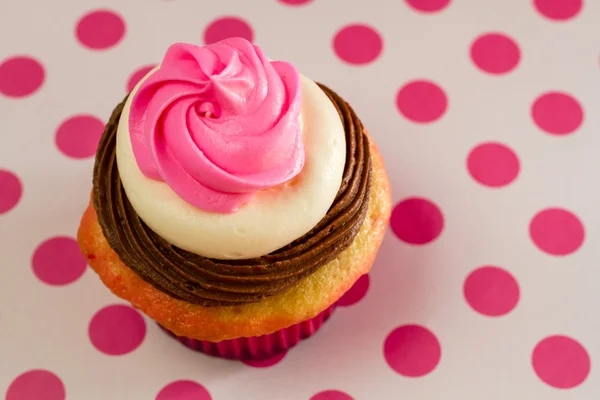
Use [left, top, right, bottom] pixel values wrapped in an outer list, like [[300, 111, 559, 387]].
[[1, 0, 598, 399]]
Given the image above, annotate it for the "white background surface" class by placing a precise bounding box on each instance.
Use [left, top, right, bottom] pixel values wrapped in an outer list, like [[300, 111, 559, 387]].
[[1, 0, 599, 399]]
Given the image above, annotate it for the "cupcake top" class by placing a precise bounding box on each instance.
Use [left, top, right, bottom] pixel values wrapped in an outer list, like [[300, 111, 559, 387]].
[[93, 38, 372, 306], [118, 38, 346, 260]]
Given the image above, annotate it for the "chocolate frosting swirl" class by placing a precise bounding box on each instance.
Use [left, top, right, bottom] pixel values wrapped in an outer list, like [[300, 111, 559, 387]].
[[93, 84, 372, 307]]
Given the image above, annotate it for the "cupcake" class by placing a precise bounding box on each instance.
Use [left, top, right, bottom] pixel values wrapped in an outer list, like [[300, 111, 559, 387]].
[[77, 37, 391, 360]]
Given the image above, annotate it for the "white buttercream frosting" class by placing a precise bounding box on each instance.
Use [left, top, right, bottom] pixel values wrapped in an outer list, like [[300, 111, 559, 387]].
[[116, 68, 346, 260]]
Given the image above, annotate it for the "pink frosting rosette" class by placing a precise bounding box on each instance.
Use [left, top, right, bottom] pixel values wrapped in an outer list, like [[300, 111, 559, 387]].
[[128, 38, 304, 213]]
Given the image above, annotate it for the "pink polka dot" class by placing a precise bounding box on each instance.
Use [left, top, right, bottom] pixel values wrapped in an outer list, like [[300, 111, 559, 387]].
[[337, 274, 370, 307], [0, 56, 45, 98], [203, 17, 254, 45], [463, 266, 520, 317], [55, 115, 105, 159], [6, 369, 65, 400], [89, 304, 146, 355], [0, 169, 23, 215], [396, 80, 448, 123], [405, 0, 451, 13], [127, 65, 156, 93], [530, 208, 585, 256], [470, 33, 521, 74], [310, 390, 354, 400], [531, 92, 583, 135], [32, 236, 87, 286], [384, 325, 441, 377], [155, 380, 212, 400], [333, 24, 383, 65], [534, 0, 582, 21], [390, 198, 444, 245], [76, 10, 126, 50], [467, 142, 520, 187], [242, 351, 287, 368], [532, 335, 590, 388], [279, 0, 313, 5]]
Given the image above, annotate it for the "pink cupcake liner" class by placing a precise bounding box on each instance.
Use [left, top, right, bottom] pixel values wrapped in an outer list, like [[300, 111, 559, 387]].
[[159, 304, 336, 360]]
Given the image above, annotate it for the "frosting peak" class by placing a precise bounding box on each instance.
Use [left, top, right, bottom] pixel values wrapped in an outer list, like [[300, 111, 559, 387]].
[[128, 38, 304, 213]]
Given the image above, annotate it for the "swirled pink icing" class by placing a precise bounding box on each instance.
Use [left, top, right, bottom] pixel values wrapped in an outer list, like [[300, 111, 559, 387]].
[[128, 38, 303, 213]]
